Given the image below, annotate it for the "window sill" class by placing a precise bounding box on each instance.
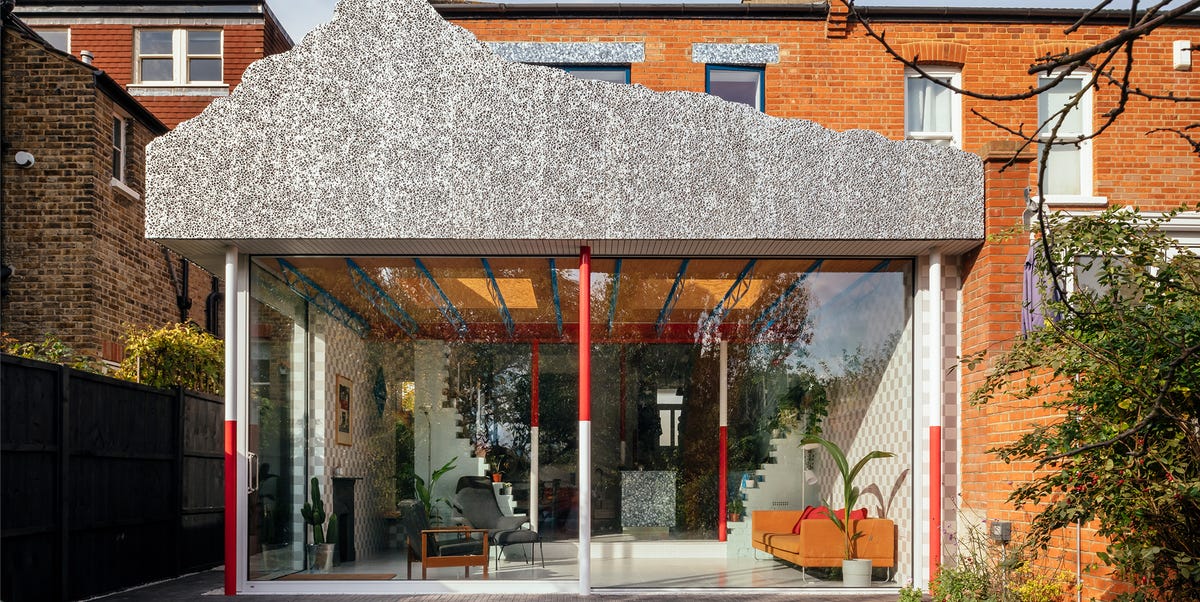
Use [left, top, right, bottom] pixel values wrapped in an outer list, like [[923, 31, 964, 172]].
[[1044, 195, 1108, 207], [128, 84, 229, 97], [110, 178, 141, 201]]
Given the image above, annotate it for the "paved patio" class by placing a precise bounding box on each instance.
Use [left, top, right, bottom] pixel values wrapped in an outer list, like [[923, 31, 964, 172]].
[[90, 568, 910, 601]]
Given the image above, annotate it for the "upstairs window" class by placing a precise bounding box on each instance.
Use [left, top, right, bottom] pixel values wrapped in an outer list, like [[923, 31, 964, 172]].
[[561, 66, 630, 85], [905, 68, 961, 147], [1038, 72, 1094, 200], [111, 115, 127, 183], [35, 28, 70, 53], [135, 29, 223, 84], [706, 65, 764, 111]]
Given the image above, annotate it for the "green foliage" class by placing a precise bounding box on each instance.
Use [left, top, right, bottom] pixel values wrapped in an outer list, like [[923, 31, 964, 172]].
[[2, 332, 99, 372], [972, 206, 1200, 601], [801, 435, 894, 559], [775, 370, 830, 438], [898, 582, 925, 602], [115, 323, 223, 393], [929, 518, 1074, 602], [325, 513, 339, 548], [300, 477, 328, 544], [1011, 564, 1074, 602], [414, 456, 457, 524]]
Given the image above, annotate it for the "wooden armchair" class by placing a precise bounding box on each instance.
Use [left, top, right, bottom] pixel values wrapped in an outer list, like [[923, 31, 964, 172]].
[[399, 499, 489, 579]]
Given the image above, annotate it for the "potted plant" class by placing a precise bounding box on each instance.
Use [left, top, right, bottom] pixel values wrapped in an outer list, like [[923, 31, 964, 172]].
[[300, 477, 339, 571], [728, 494, 745, 522], [414, 456, 458, 525], [801, 435, 894, 587]]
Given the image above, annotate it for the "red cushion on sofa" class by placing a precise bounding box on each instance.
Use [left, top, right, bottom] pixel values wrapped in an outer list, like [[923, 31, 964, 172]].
[[802, 505, 827, 520]]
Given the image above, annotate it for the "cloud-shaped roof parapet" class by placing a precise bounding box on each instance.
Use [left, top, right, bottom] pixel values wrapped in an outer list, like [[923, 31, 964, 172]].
[[145, 0, 983, 247]]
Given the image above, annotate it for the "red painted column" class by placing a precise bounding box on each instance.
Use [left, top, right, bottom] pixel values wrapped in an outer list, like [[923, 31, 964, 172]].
[[930, 424, 942, 581], [718, 427, 728, 541], [532, 341, 540, 428], [223, 247, 238, 596], [578, 246, 592, 594], [224, 421, 237, 594]]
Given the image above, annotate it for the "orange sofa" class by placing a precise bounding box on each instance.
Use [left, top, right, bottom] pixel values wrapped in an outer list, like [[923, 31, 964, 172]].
[[751, 510, 895, 569]]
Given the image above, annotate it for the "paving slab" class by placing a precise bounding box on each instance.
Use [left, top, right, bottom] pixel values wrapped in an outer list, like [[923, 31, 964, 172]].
[[90, 569, 905, 601]]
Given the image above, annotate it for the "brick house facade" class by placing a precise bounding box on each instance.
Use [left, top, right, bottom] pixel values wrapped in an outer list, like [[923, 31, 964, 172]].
[[1, 16, 199, 360], [13, 0, 293, 128], [432, 3, 1199, 598], [2, 1, 292, 362]]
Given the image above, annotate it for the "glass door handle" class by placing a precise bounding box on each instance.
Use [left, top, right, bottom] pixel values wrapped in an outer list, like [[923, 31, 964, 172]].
[[248, 451, 259, 493]]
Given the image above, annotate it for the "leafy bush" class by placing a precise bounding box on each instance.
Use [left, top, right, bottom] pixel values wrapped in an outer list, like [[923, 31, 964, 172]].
[[970, 206, 1200, 601], [2, 332, 98, 372], [115, 323, 223, 393], [898, 581, 925, 602]]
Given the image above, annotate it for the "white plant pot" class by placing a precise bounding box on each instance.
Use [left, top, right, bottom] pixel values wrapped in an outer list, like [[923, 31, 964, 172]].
[[841, 558, 872, 587]]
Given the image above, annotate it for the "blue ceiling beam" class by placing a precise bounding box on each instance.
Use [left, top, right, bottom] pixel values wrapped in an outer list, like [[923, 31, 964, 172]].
[[276, 259, 370, 338], [345, 259, 419, 337], [480, 258, 516, 336], [606, 258, 622, 335], [655, 259, 691, 336], [412, 258, 469, 336], [548, 259, 564, 337], [700, 259, 758, 332], [750, 259, 824, 336]]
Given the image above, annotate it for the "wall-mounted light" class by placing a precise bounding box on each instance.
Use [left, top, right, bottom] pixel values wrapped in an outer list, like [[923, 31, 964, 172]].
[[1174, 40, 1193, 71], [14, 151, 34, 168]]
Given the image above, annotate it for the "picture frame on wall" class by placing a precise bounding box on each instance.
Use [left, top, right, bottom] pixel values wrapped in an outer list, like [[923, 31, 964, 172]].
[[336, 375, 352, 446]]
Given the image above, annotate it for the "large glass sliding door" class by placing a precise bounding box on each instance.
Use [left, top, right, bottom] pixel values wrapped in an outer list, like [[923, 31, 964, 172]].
[[247, 265, 308, 579], [242, 254, 913, 589]]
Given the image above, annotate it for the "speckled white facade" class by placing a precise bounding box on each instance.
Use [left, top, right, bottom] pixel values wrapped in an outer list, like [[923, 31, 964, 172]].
[[488, 42, 645, 65], [692, 43, 780, 65], [144, 0, 982, 248]]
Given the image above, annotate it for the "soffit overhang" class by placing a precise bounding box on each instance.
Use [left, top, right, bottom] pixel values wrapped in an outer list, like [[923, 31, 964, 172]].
[[145, 0, 984, 273]]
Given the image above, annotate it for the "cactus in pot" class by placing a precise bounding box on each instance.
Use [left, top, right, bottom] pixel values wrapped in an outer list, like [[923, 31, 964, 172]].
[[300, 477, 338, 570], [300, 477, 328, 544]]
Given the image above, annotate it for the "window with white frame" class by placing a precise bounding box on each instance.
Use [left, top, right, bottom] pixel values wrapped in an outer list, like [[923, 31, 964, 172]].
[[706, 65, 764, 111], [135, 29, 223, 84], [1038, 72, 1094, 199], [35, 28, 70, 53], [905, 68, 961, 147], [111, 115, 127, 183]]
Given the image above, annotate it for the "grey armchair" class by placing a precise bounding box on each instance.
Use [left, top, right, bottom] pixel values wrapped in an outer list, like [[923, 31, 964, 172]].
[[454, 476, 544, 571]]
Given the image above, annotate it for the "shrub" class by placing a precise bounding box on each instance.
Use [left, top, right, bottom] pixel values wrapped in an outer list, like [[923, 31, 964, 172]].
[[2, 332, 98, 372], [899, 581, 925, 602], [115, 323, 223, 393]]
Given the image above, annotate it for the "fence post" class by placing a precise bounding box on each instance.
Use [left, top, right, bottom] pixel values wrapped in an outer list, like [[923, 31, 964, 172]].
[[57, 364, 70, 602], [174, 387, 185, 576]]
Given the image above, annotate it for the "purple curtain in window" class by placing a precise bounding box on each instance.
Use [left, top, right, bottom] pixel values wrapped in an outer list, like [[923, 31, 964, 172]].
[[1021, 243, 1043, 336]]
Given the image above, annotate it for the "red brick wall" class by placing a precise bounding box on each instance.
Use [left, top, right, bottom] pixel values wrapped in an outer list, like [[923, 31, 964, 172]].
[[1, 27, 217, 361], [446, 11, 1198, 598], [61, 22, 278, 128], [449, 15, 1199, 210]]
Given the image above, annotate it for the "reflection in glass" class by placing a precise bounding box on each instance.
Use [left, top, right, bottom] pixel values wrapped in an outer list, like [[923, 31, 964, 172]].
[[245, 256, 912, 586]]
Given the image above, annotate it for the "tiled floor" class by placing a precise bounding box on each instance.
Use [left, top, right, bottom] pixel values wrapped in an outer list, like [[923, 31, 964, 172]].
[[270, 540, 894, 589]]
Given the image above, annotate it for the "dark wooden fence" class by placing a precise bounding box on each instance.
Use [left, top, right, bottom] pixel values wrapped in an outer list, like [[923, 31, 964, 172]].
[[1, 354, 225, 601]]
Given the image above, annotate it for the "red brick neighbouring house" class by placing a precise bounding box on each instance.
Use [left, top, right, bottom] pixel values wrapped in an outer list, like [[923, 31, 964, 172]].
[[2, 1, 293, 361], [432, 3, 1199, 598]]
